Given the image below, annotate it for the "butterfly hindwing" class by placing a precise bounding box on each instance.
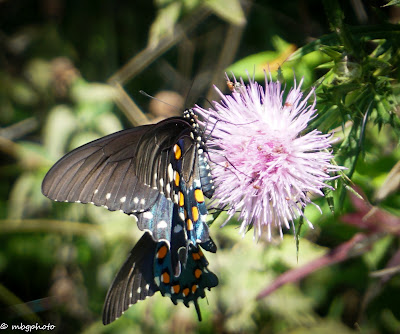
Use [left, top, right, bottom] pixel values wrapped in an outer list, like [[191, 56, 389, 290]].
[[150, 200, 217, 320], [153, 241, 218, 321], [198, 149, 214, 199], [102, 232, 159, 325], [135, 193, 174, 242], [103, 208, 218, 324]]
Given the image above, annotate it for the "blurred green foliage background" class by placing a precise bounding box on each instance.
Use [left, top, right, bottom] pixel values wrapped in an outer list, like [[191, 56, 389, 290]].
[[1, 0, 400, 333]]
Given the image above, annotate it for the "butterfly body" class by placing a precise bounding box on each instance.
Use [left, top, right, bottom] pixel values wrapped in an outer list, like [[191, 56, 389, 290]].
[[42, 109, 218, 324]]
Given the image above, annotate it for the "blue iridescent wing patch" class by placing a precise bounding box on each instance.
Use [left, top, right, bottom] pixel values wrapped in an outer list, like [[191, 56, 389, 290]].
[[153, 240, 218, 321], [102, 231, 218, 324]]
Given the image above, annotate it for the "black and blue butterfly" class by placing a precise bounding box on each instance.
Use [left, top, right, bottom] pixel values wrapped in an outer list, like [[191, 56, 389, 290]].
[[41, 109, 218, 324]]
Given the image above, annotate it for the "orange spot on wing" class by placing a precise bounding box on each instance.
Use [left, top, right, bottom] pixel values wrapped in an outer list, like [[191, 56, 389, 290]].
[[182, 287, 190, 296], [191, 285, 198, 293], [192, 252, 201, 261], [174, 144, 182, 160], [172, 284, 180, 294], [194, 189, 204, 203], [174, 171, 180, 187], [157, 245, 168, 259], [179, 192, 184, 207], [194, 268, 202, 279], [187, 219, 193, 231], [191, 206, 199, 222], [162, 272, 170, 284]]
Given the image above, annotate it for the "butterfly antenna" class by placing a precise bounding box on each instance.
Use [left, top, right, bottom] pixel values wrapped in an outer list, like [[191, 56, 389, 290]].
[[184, 79, 196, 110], [139, 90, 181, 112]]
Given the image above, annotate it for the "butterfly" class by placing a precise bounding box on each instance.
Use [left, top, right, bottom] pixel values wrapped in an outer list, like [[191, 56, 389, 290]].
[[41, 109, 218, 324]]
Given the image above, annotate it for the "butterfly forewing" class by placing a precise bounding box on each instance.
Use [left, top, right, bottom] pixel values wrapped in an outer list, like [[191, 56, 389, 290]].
[[42, 126, 161, 212]]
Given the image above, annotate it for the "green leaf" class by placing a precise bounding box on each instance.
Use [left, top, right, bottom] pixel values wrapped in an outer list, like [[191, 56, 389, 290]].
[[204, 0, 245, 26], [363, 235, 393, 270], [267, 235, 327, 269], [24, 59, 52, 92], [227, 36, 327, 86], [286, 320, 358, 333], [7, 171, 46, 219], [382, 0, 400, 7], [226, 37, 297, 80], [319, 46, 343, 61], [148, 2, 182, 48], [70, 79, 118, 103], [11, 79, 39, 106], [43, 105, 77, 159]]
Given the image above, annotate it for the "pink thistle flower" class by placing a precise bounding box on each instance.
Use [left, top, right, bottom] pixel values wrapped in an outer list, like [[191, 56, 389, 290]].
[[194, 73, 342, 240]]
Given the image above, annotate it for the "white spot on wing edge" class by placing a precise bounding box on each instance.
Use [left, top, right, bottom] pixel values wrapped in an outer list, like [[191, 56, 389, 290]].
[[106, 193, 111, 199], [157, 220, 168, 229], [168, 164, 174, 181], [120, 196, 126, 203], [143, 211, 153, 219], [133, 197, 139, 204], [174, 224, 183, 233]]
